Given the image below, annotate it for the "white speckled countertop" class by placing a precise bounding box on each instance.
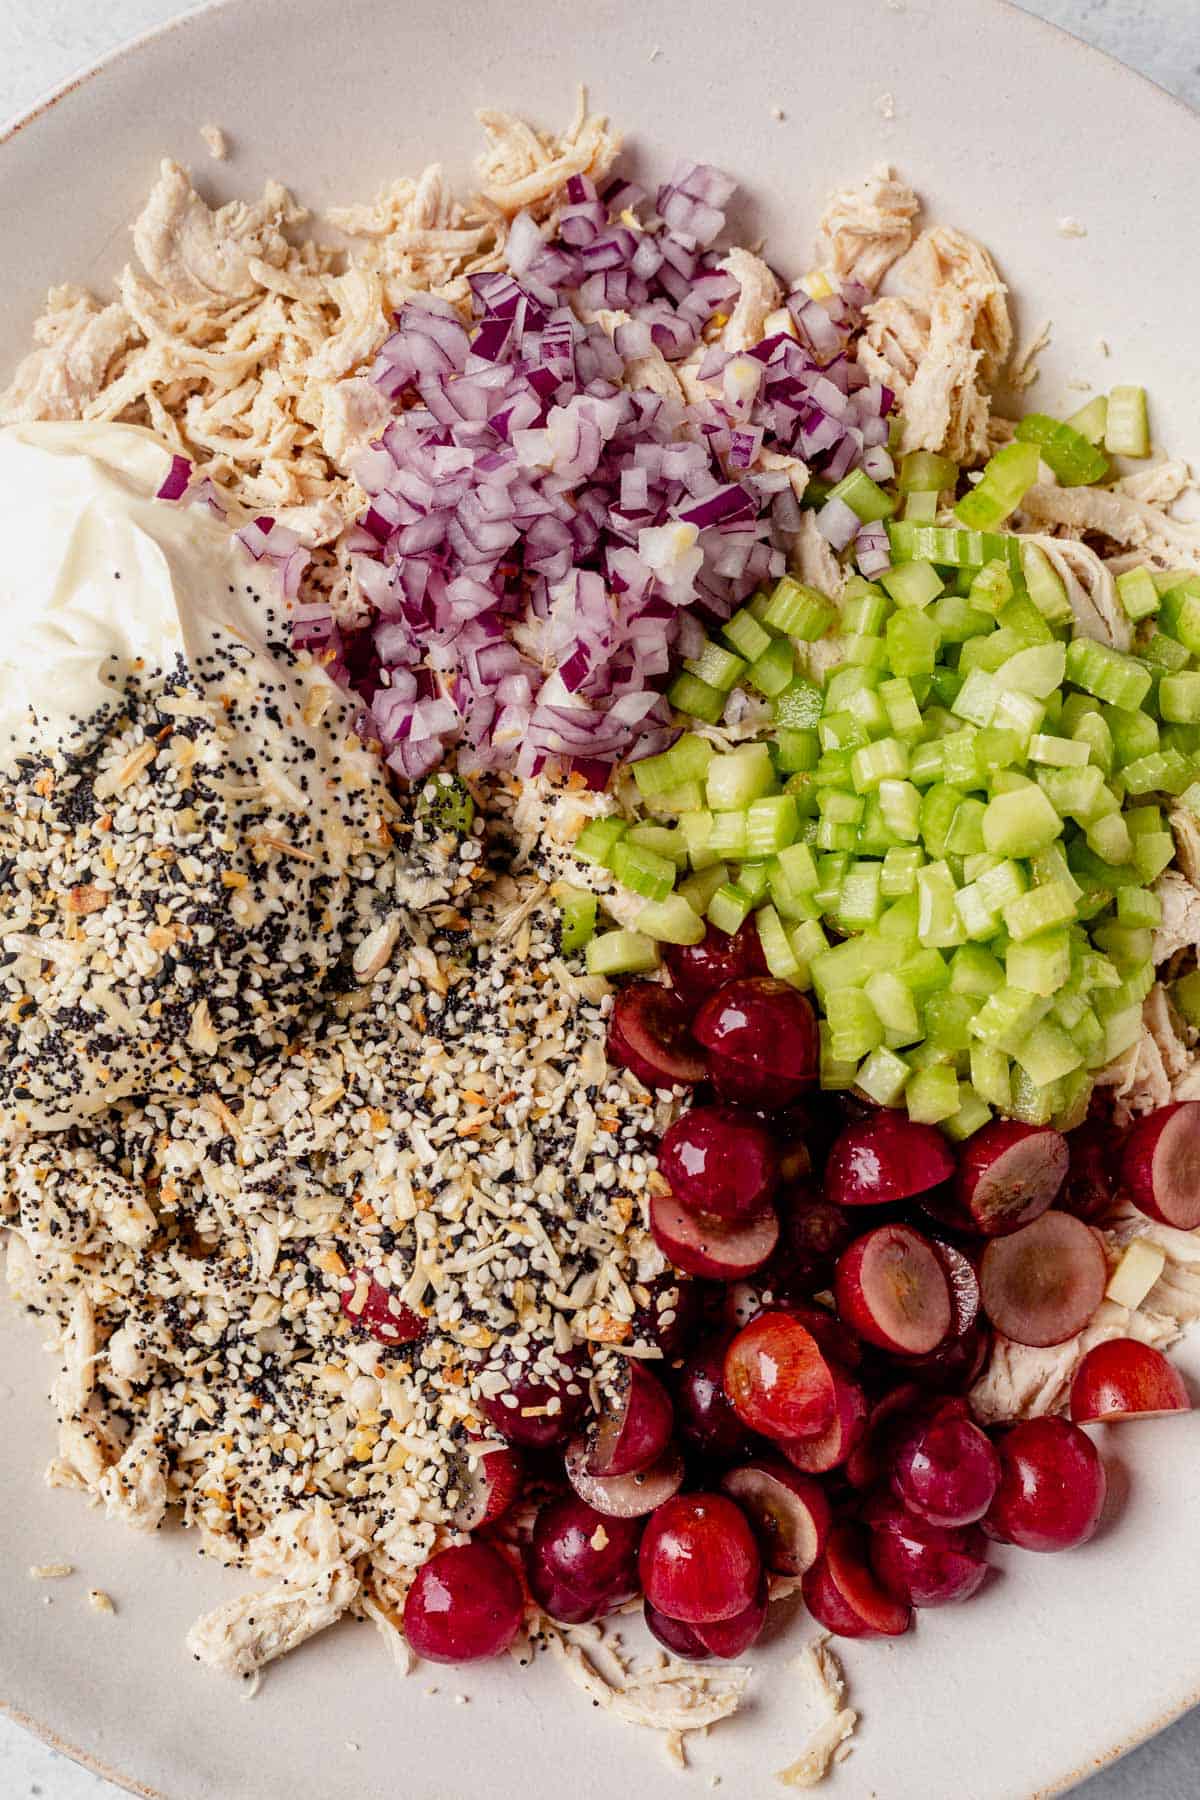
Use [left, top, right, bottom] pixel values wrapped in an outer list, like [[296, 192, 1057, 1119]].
[[1, 3, 1198, 1795]]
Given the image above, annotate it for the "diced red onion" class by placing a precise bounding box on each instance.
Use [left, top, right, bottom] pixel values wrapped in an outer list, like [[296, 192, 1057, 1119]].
[[156, 454, 192, 502], [855, 521, 892, 577], [816, 496, 862, 551]]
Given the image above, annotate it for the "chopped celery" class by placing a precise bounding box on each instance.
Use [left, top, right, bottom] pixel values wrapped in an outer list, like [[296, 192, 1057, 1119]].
[[1065, 637, 1152, 711], [774, 676, 824, 729], [722, 607, 773, 663], [996, 642, 1066, 699], [1015, 1021, 1083, 1086], [956, 441, 1041, 529], [851, 737, 910, 793], [886, 609, 940, 677], [735, 861, 772, 903], [1104, 385, 1150, 458], [950, 943, 1005, 997], [1014, 412, 1109, 485], [707, 745, 777, 809], [628, 823, 688, 868], [881, 560, 944, 609], [1053, 1068, 1095, 1133], [1006, 928, 1071, 995], [970, 559, 1014, 615], [636, 895, 707, 945], [678, 863, 730, 913], [906, 1063, 961, 1124], [886, 521, 1023, 573], [970, 1043, 1013, 1111], [680, 809, 718, 869], [865, 970, 923, 1044], [970, 984, 1049, 1049], [880, 676, 924, 738], [686, 639, 747, 692], [612, 838, 677, 901], [1008, 1066, 1059, 1126], [707, 883, 754, 935], [1116, 566, 1161, 623], [1116, 885, 1162, 928], [553, 885, 597, 953], [897, 450, 959, 493], [1173, 969, 1200, 1028], [829, 468, 896, 523], [837, 860, 884, 929], [1067, 395, 1108, 444], [826, 988, 885, 1061], [744, 795, 800, 858], [917, 860, 965, 948], [775, 727, 820, 773], [574, 816, 629, 869], [952, 669, 1000, 727], [585, 930, 660, 976], [855, 1046, 912, 1106], [1030, 734, 1090, 768], [1020, 543, 1075, 626], [764, 576, 835, 639], [1003, 880, 1079, 941], [983, 785, 1062, 856], [881, 844, 925, 895], [747, 637, 795, 697], [755, 903, 804, 983], [1158, 672, 1200, 723], [820, 1023, 859, 1089], [668, 670, 726, 724], [878, 779, 922, 842]]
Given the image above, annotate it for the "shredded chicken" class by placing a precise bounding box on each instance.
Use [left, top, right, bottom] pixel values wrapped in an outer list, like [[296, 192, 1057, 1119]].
[[1021, 463, 1200, 575], [187, 1561, 360, 1677], [775, 1637, 858, 1789], [719, 248, 783, 352], [815, 165, 920, 293], [859, 226, 1012, 464], [1018, 533, 1131, 650], [545, 1619, 750, 1740], [1154, 869, 1200, 963], [98, 1429, 169, 1533], [0, 286, 139, 422]]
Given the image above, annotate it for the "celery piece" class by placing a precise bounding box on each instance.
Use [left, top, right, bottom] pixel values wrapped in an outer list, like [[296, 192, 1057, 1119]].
[[818, 790, 865, 826], [1116, 885, 1162, 929], [922, 990, 977, 1053], [820, 710, 871, 753], [810, 933, 893, 1004], [1006, 928, 1071, 996], [1160, 580, 1200, 654], [1159, 672, 1200, 724], [865, 970, 923, 1044], [930, 668, 965, 709], [775, 728, 820, 775], [955, 880, 1000, 941], [1032, 844, 1082, 898], [855, 1046, 912, 1106], [573, 816, 629, 872], [686, 639, 748, 693], [643, 782, 706, 819], [1065, 638, 1153, 712], [879, 894, 921, 946], [995, 642, 1067, 700], [826, 987, 885, 1062], [906, 1063, 961, 1124], [707, 883, 754, 935], [835, 860, 883, 931], [1016, 1021, 1083, 1086], [668, 669, 726, 724], [1116, 566, 1161, 623], [839, 633, 890, 671], [722, 607, 773, 664], [1122, 749, 1193, 795], [976, 858, 1028, 912], [950, 944, 1005, 997], [905, 491, 939, 521], [879, 676, 924, 739], [1067, 395, 1109, 444], [1015, 543, 1072, 627], [633, 749, 686, 800], [678, 863, 730, 914], [843, 594, 890, 638], [1037, 764, 1108, 824], [706, 745, 778, 811], [983, 785, 1062, 856], [554, 885, 598, 953], [881, 559, 944, 609], [790, 919, 829, 990], [897, 947, 953, 998], [585, 930, 660, 976], [909, 741, 946, 787], [735, 861, 772, 903], [943, 1086, 993, 1141], [1125, 802, 1165, 837], [1143, 629, 1190, 673], [1053, 1067, 1095, 1133], [999, 594, 1055, 646], [1086, 812, 1133, 866], [969, 559, 1014, 615], [917, 860, 964, 948], [1092, 922, 1154, 969], [970, 984, 1049, 1048], [1008, 1066, 1059, 1126], [1029, 734, 1090, 769], [1069, 712, 1114, 772], [1014, 413, 1109, 486], [1173, 969, 1200, 1027], [1003, 880, 1079, 941], [887, 521, 1023, 573], [850, 737, 910, 795], [612, 839, 677, 902], [970, 1043, 1013, 1111], [941, 730, 985, 791], [679, 809, 718, 871], [897, 451, 959, 493], [878, 778, 922, 843], [819, 1023, 859, 1090], [920, 784, 967, 858], [710, 810, 752, 861], [886, 609, 940, 677], [1103, 704, 1159, 763], [933, 596, 995, 644], [992, 690, 1047, 743], [636, 895, 707, 945], [829, 468, 897, 523], [774, 676, 824, 730], [774, 841, 820, 892], [1104, 385, 1150, 458], [950, 670, 998, 730], [1132, 830, 1175, 885], [764, 576, 835, 639], [956, 441, 1041, 530], [745, 795, 799, 858], [881, 844, 926, 896], [629, 824, 688, 869], [813, 852, 852, 914], [946, 798, 987, 857], [755, 903, 804, 983], [858, 794, 905, 856], [747, 637, 795, 698]]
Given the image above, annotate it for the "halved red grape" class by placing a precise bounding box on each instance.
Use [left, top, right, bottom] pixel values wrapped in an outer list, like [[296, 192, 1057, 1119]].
[[526, 1495, 643, 1624], [985, 1417, 1107, 1552], [658, 1105, 780, 1221], [801, 1523, 912, 1639], [779, 1367, 868, 1474], [673, 1335, 753, 1459], [608, 983, 707, 1092], [722, 1292, 863, 1371], [722, 1311, 837, 1441], [403, 1543, 525, 1663], [824, 1113, 956, 1210], [720, 1458, 831, 1575], [1060, 1117, 1119, 1223], [1122, 1101, 1200, 1230], [639, 1493, 761, 1624], [1069, 1338, 1192, 1424], [844, 1383, 928, 1491], [565, 1437, 686, 1517], [891, 1405, 1001, 1527], [902, 1318, 993, 1394], [450, 1441, 524, 1531], [478, 1344, 588, 1449], [650, 1188, 779, 1281], [956, 1120, 1068, 1237], [340, 1268, 425, 1345], [644, 1579, 768, 1660], [584, 1360, 674, 1478], [979, 1212, 1107, 1348], [778, 1181, 857, 1288], [834, 1225, 953, 1356], [663, 917, 767, 1009], [864, 1497, 990, 1607], [692, 978, 819, 1108], [928, 1237, 982, 1340]]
